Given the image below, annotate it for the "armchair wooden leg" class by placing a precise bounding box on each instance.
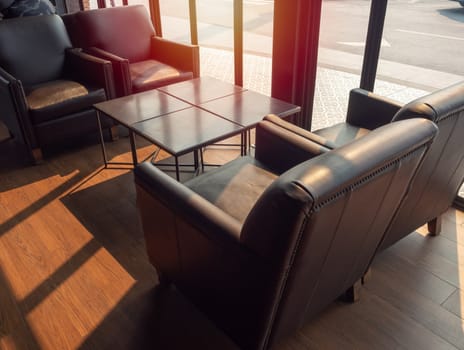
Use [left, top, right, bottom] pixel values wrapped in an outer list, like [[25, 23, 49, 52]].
[[109, 125, 119, 141], [361, 267, 372, 285], [339, 279, 362, 303], [427, 216, 442, 236], [31, 148, 43, 164], [157, 270, 171, 286]]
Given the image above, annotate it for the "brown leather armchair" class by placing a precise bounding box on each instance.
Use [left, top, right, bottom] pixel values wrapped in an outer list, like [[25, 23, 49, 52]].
[[134, 117, 437, 349], [310, 82, 464, 249], [62, 5, 200, 97], [0, 14, 116, 163]]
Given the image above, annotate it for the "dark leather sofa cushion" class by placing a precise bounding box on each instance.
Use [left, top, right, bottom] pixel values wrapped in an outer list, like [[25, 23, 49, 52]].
[[25, 81, 106, 124], [130, 60, 194, 93], [313, 122, 370, 147], [185, 156, 278, 224]]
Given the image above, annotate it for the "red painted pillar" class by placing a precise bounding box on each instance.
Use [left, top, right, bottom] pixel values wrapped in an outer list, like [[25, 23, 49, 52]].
[[271, 0, 322, 130]]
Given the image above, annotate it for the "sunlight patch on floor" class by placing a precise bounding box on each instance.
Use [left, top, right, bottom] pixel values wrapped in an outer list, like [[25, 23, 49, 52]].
[[26, 247, 135, 350], [0, 178, 97, 300], [0, 171, 79, 220]]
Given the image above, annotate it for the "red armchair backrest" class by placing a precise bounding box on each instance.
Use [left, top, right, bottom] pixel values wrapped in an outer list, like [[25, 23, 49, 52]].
[[63, 5, 155, 63]]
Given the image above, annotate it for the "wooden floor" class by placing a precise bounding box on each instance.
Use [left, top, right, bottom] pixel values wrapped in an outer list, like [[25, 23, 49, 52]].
[[0, 133, 463, 350]]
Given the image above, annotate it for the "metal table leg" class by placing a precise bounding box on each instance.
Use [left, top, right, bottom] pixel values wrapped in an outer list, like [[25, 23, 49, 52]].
[[129, 130, 138, 165], [96, 110, 109, 167], [175, 156, 180, 181]]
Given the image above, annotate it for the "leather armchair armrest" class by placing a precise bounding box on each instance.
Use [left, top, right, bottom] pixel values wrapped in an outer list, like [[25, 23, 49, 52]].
[[255, 116, 331, 174], [151, 36, 200, 77], [134, 162, 242, 244], [0, 66, 34, 147], [84, 47, 131, 97], [85, 46, 126, 63], [65, 48, 116, 99], [346, 88, 403, 130], [264, 114, 336, 148]]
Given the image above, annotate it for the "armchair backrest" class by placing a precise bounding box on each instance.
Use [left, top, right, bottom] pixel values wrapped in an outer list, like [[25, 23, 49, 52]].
[[240, 118, 437, 348], [378, 82, 464, 249], [63, 5, 155, 63], [0, 14, 71, 86], [346, 87, 403, 129]]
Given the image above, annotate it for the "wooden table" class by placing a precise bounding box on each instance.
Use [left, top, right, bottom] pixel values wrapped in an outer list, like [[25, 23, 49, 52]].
[[94, 77, 300, 180]]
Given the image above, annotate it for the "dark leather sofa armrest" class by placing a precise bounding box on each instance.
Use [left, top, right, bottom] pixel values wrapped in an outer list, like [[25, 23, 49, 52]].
[[134, 162, 242, 244], [264, 114, 336, 148], [346, 88, 403, 130], [0, 66, 34, 147], [65, 48, 116, 99], [84, 47, 131, 97], [255, 116, 331, 174], [151, 36, 200, 77]]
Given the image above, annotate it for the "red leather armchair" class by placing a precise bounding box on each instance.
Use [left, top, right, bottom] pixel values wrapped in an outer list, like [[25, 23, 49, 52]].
[[134, 116, 437, 349], [62, 5, 200, 97], [0, 14, 116, 163]]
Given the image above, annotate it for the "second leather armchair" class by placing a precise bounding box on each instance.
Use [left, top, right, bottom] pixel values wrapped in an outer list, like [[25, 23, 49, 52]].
[[134, 116, 437, 349], [311, 83, 464, 249]]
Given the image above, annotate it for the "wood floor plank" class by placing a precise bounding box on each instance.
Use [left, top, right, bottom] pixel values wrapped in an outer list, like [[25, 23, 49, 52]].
[[300, 292, 458, 350], [386, 232, 464, 288], [442, 288, 464, 320], [1, 135, 464, 349], [372, 249, 457, 305], [366, 257, 464, 349]]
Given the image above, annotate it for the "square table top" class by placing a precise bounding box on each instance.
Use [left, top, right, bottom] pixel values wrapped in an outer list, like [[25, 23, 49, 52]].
[[93, 89, 191, 127], [131, 106, 243, 155], [199, 89, 301, 128], [157, 76, 246, 105], [94, 76, 301, 158]]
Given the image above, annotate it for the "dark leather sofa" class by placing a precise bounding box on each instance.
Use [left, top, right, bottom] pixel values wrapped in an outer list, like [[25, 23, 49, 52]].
[[0, 14, 116, 162], [309, 82, 464, 250], [62, 5, 200, 97], [134, 116, 437, 349]]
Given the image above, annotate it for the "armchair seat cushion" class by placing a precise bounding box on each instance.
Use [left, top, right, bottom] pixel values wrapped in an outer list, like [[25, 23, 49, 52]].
[[185, 156, 278, 224], [313, 122, 370, 148], [26, 80, 88, 109], [26, 81, 106, 124], [130, 59, 194, 93]]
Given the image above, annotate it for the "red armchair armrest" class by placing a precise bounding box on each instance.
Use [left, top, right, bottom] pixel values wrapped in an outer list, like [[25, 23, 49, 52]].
[[65, 48, 116, 99], [151, 36, 200, 78]]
